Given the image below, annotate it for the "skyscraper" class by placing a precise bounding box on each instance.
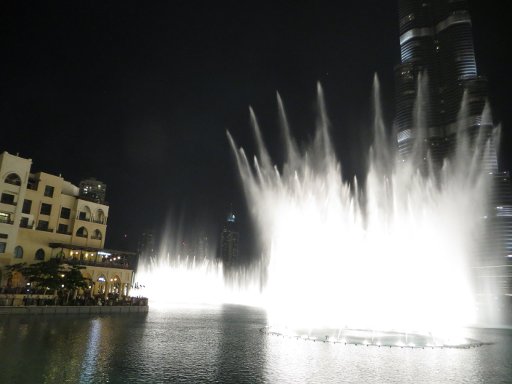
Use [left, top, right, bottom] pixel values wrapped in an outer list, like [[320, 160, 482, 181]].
[[395, 0, 496, 170], [394, 0, 512, 302], [219, 209, 239, 267]]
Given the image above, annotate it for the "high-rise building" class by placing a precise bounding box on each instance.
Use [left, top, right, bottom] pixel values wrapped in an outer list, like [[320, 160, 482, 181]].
[[138, 231, 157, 260], [219, 209, 239, 267], [395, 0, 496, 170], [394, 1, 512, 301], [79, 178, 107, 204], [196, 233, 210, 260]]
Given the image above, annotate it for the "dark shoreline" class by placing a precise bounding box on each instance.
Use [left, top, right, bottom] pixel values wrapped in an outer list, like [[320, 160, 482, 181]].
[[0, 305, 148, 315]]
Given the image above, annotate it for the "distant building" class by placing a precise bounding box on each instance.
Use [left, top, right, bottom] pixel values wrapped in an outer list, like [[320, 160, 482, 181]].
[[138, 231, 157, 259], [0, 151, 135, 297], [79, 178, 107, 204], [196, 232, 209, 259], [220, 209, 239, 267]]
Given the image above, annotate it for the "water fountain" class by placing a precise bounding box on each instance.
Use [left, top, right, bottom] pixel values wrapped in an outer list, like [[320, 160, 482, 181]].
[[138, 76, 495, 347], [228, 76, 494, 344]]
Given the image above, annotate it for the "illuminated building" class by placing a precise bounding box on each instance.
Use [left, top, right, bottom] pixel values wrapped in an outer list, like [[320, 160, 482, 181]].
[[0, 151, 135, 297], [395, 0, 496, 169], [394, 1, 512, 299], [220, 209, 239, 267], [79, 177, 107, 204]]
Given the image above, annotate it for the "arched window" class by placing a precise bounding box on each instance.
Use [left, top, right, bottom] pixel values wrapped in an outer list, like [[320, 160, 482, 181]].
[[92, 229, 102, 240], [14, 246, 23, 259], [4, 173, 21, 186], [76, 227, 88, 238], [35, 248, 45, 261], [96, 209, 106, 224], [78, 206, 92, 221], [110, 275, 121, 293], [97, 275, 106, 294]]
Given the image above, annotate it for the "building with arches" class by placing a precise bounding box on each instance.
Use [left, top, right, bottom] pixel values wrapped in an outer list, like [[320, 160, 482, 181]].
[[0, 151, 135, 297]]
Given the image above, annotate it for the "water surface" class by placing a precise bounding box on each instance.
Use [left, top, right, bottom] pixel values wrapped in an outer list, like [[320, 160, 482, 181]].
[[0, 306, 510, 383]]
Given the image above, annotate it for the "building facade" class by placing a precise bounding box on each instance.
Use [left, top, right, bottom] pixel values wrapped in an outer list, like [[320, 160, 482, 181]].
[[0, 151, 135, 297], [394, 0, 512, 300], [395, 0, 495, 169]]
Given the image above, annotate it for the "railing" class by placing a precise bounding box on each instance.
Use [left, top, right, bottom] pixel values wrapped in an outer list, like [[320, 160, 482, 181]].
[[75, 216, 106, 225], [0, 200, 17, 206], [4, 180, 21, 187], [56, 229, 72, 235], [64, 258, 132, 270], [36, 226, 53, 232]]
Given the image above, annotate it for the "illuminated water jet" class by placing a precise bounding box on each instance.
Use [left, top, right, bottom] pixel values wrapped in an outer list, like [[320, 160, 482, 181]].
[[136, 253, 263, 309], [228, 76, 493, 337]]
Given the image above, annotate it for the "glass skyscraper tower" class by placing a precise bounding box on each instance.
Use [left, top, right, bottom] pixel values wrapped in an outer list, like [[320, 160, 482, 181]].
[[395, 0, 496, 170], [395, 0, 512, 304]]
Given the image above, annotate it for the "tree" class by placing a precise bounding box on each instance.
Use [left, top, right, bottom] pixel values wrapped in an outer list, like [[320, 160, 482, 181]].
[[3, 262, 26, 289], [5, 259, 92, 303], [20, 258, 65, 292]]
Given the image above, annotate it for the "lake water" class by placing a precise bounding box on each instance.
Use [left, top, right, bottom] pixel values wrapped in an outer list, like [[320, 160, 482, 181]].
[[0, 306, 511, 383]]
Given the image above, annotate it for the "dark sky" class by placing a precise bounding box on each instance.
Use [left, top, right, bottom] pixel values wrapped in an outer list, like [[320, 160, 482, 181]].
[[2, 1, 510, 256]]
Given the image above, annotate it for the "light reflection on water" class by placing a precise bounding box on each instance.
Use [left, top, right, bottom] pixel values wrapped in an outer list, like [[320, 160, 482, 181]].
[[0, 307, 510, 383]]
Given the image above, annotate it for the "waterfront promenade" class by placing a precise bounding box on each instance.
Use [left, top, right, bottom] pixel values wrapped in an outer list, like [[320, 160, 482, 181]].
[[0, 304, 148, 315]]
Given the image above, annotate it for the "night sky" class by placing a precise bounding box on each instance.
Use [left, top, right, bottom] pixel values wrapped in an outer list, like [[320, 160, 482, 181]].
[[2, 1, 510, 257]]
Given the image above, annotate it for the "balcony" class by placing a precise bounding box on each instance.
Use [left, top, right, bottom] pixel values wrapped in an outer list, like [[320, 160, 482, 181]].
[[36, 226, 53, 232], [75, 216, 106, 225], [64, 258, 133, 270]]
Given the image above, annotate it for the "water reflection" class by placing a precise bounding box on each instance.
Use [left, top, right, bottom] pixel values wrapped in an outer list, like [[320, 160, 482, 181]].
[[0, 308, 511, 383], [215, 305, 267, 384]]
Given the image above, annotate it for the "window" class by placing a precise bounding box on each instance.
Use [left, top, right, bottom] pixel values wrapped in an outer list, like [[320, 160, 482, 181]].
[[27, 178, 38, 191], [92, 229, 102, 240], [57, 224, 68, 234], [60, 207, 71, 219], [40, 203, 52, 215], [37, 220, 49, 231], [1, 193, 15, 205], [4, 173, 21, 186], [0, 233, 7, 239], [0, 213, 10, 224], [22, 199, 32, 214], [0, 242, 5, 253], [78, 211, 87, 220], [14, 246, 23, 258], [20, 217, 29, 228], [76, 226, 88, 238], [44, 185, 54, 197], [35, 248, 45, 260], [97, 209, 106, 224]]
